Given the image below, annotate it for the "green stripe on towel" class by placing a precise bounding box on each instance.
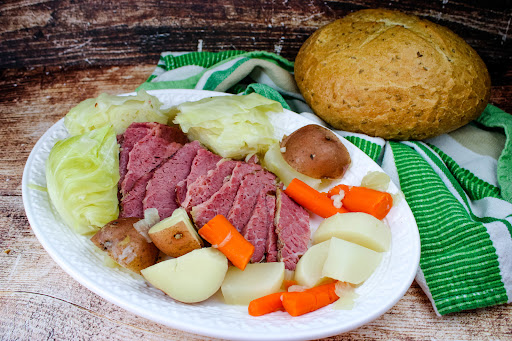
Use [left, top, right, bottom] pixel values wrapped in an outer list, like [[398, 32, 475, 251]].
[[390, 142, 508, 314]]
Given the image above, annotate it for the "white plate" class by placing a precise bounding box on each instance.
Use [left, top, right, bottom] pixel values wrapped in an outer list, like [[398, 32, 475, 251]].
[[22, 89, 420, 341]]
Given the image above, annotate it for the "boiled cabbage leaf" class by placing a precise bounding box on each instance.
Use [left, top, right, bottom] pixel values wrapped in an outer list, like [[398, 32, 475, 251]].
[[64, 90, 171, 136], [174, 93, 282, 159], [46, 125, 120, 235]]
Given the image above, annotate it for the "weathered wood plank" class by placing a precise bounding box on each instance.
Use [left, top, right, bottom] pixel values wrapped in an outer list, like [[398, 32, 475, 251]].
[[1, 0, 510, 85]]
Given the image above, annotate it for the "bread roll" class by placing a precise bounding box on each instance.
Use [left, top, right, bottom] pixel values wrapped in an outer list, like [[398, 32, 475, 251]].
[[294, 9, 491, 140]]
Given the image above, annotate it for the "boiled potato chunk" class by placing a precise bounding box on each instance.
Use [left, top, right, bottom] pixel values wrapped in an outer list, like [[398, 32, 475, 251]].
[[313, 212, 391, 252], [141, 247, 228, 303], [91, 217, 159, 274], [221, 262, 285, 305], [294, 240, 331, 288], [148, 208, 203, 257], [322, 237, 382, 284], [262, 143, 322, 189]]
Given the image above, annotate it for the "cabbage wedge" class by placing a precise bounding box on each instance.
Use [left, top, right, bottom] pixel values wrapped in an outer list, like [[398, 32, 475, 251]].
[[174, 93, 282, 159], [64, 90, 171, 136], [46, 125, 120, 235]]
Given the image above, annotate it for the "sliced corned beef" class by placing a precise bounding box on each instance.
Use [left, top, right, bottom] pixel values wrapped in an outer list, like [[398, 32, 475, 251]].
[[180, 159, 238, 212], [143, 141, 202, 220], [119, 172, 154, 218], [118, 122, 187, 194], [118, 123, 154, 189], [243, 191, 273, 263], [191, 162, 262, 228], [151, 123, 188, 145], [121, 135, 182, 195], [227, 170, 276, 233], [275, 189, 310, 270], [265, 193, 278, 263], [175, 148, 222, 205]]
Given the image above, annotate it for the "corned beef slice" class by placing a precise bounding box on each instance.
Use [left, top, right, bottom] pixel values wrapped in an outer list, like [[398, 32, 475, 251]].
[[118, 123, 154, 188], [120, 172, 154, 218], [243, 191, 270, 263], [228, 170, 277, 233], [275, 189, 310, 270], [121, 135, 182, 195], [175, 148, 222, 205], [191, 162, 262, 228], [180, 159, 238, 212], [264, 193, 278, 263], [143, 141, 202, 220], [151, 123, 188, 145], [119, 122, 187, 194]]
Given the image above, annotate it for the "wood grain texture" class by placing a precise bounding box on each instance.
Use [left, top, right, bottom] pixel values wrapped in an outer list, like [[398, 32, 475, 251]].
[[1, 0, 511, 339], [1, 0, 511, 85]]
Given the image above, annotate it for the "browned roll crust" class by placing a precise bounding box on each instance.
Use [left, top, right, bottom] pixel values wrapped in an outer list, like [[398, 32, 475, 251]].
[[294, 9, 491, 140]]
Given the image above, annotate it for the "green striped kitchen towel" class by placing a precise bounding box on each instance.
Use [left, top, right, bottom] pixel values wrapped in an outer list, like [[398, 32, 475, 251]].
[[138, 51, 512, 315]]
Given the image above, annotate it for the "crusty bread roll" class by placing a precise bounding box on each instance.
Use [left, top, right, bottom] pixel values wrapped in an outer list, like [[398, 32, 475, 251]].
[[294, 9, 491, 140]]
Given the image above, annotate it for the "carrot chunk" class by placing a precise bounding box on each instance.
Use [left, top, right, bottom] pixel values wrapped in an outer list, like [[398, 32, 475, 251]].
[[328, 184, 393, 220], [281, 282, 339, 316], [284, 178, 348, 218], [248, 292, 284, 316], [198, 215, 254, 270]]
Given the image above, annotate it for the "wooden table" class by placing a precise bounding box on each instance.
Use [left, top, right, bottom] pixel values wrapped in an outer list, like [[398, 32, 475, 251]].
[[1, 1, 511, 340]]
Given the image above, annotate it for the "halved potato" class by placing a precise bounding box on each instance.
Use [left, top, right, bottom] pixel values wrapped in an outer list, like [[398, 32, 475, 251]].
[[313, 212, 391, 252], [281, 124, 351, 179], [294, 240, 331, 288], [322, 237, 382, 284], [91, 217, 159, 273], [148, 208, 203, 257], [141, 247, 228, 303], [221, 262, 285, 305], [262, 143, 322, 189]]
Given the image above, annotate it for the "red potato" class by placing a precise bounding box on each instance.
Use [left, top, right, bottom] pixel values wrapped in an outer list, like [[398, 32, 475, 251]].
[[281, 125, 351, 180], [148, 208, 204, 258], [91, 217, 160, 274]]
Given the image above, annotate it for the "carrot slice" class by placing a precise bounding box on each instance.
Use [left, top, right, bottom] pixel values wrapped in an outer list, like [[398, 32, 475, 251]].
[[248, 292, 284, 316], [281, 282, 339, 316], [198, 215, 254, 270], [284, 178, 348, 218], [328, 184, 393, 220]]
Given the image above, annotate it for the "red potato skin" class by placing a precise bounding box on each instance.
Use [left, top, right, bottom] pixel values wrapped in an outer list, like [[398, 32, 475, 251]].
[[280, 125, 351, 179], [91, 217, 159, 273]]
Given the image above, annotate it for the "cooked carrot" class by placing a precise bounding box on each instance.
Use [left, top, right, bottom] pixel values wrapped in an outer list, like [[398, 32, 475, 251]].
[[284, 178, 349, 218], [248, 292, 284, 316], [328, 184, 393, 220], [198, 215, 254, 270], [281, 282, 339, 317]]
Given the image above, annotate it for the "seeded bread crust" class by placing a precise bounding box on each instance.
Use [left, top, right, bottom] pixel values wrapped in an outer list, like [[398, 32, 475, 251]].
[[294, 9, 491, 140]]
